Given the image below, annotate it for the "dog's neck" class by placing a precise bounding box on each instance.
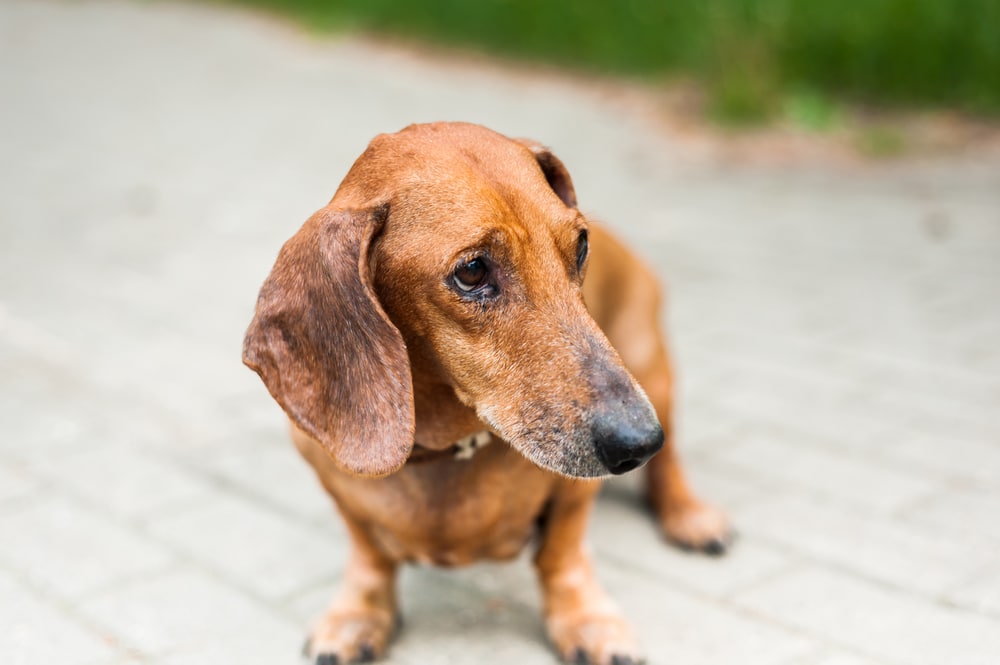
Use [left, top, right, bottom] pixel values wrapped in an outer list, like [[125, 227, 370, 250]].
[[408, 430, 492, 464], [407, 353, 485, 444]]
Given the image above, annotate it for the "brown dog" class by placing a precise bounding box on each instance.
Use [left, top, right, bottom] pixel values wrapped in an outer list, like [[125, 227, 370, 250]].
[[243, 122, 730, 665]]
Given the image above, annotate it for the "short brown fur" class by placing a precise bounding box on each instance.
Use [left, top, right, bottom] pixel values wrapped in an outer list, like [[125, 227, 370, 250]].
[[244, 122, 731, 665]]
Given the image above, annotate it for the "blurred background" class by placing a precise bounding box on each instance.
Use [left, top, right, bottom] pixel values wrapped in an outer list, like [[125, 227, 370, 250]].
[[231, 0, 1000, 146], [1, 1, 999, 664]]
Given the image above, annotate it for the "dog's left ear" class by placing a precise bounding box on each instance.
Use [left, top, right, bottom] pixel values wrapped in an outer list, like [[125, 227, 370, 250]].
[[517, 139, 578, 209], [242, 205, 415, 478]]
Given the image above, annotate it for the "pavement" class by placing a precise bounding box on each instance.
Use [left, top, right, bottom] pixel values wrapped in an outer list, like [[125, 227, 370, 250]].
[[2, 1, 1000, 664]]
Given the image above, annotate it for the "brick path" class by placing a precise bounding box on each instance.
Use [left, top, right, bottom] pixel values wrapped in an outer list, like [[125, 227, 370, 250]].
[[2, 2, 999, 664]]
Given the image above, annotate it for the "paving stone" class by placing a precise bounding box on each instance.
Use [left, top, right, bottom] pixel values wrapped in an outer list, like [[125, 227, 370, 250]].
[[0, 460, 40, 508], [0, 495, 174, 600], [876, 430, 1000, 487], [702, 429, 942, 515], [23, 444, 210, 521], [793, 650, 884, 665], [733, 564, 1000, 665], [2, 0, 1000, 663], [601, 564, 815, 665], [0, 567, 121, 665], [898, 486, 1000, 548], [735, 491, 996, 598], [159, 631, 301, 665], [591, 490, 797, 598], [146, 490, 346, 600], [78, 567, 300, 658], [0, 338, 104, 458], [390, 565, 554, 665], [662, 451, 776, 510], [946, 562, 1000, 617], [0, 331, 182, 463], [199, 439, 339, 526]]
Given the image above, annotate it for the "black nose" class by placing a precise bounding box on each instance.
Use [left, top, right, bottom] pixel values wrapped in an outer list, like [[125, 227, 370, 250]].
[[592, 414, 664, 475]]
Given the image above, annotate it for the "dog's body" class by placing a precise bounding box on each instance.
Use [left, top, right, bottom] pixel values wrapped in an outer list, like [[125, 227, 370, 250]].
[[244, 122, 730, 665]]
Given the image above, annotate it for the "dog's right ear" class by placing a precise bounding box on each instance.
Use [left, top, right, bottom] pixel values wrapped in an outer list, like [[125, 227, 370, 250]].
[[517, 139, 578, 209], [242, 206, 415, 478]]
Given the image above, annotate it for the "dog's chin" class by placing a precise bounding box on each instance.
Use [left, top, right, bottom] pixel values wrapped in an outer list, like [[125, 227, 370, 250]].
[[509, 436, 611, 479], [475, 406, 611, 478]]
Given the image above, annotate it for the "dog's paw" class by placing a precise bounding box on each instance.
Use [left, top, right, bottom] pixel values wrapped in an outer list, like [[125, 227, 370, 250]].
[[304, 609, 396, 664], [660, 499, 733, 555], [547, 611, 644, 665]]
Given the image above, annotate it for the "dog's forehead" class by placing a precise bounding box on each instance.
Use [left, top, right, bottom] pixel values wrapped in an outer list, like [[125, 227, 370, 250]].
[[384, 176, 566, 265], [371, 128, 574, 236], [381, 125, 540, 188]]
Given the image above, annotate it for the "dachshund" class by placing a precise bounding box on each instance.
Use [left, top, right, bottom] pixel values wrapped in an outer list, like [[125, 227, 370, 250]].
[[243, 122, 731, 665]]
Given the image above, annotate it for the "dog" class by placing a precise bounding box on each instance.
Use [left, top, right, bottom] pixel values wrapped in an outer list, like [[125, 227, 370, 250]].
[[243, 122, 731, 665]]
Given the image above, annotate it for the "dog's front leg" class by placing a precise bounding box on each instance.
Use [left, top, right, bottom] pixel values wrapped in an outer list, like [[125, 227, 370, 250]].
[[306, 516, 398, 665], [535, 480, 643, 665]]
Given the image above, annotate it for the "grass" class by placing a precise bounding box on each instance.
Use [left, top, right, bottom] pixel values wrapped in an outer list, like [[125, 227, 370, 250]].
[[222, 0, 1000, 124], [856, 125, 908, 157]]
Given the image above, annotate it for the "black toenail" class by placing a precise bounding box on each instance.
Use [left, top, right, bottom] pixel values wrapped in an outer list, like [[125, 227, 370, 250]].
[[703, 538, 727, 556], [315, 654, 339, 665], [357, 643, 376, 662], [611, 655, 645, 665], [572, 647, 590, 664]]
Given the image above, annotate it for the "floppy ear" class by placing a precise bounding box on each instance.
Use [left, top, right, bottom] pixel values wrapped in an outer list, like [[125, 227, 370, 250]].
[[517, 139, 578, 209], [242, 205, 414, 478]]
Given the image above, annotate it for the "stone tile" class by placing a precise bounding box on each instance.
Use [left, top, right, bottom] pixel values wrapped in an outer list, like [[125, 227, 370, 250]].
[[733, 565, 1000, 665], [866, 360, 1000, 416], [390, 565, 553, 665], [199, 441, 338, 525], [898, 486, 1000, 548], [430, 553, 543, 610], [78, 567, 300, 658], [601, 564, 815, 665], [947, 563, 1000, 617], [3, 0, 1000, 664], [0, 460, 40, 508], [591, 491, 796, 598], [877, 430, 1000, 487], [166, 402, 289, 464], [0, 568, 120, 665], [737, 491, 996, 597], [702, 430, 942, 515], [674, 401, 750, 453], [288, 561, 537, 655], [793, 650, 884, 665], [146, 490, 346, 600], [0, 340, 103, 458], [282, 577, 340, 627], [0, 495, 173, 600], [23, 444, 210, 521], [0, 311, 184, 458], [649, 448, 778, 513], [159, 631, 301, 665]]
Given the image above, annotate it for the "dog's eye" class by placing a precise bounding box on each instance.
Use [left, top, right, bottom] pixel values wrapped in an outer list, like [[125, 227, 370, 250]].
[[454, 258, 488, 292], [576, 229, 589, 274]]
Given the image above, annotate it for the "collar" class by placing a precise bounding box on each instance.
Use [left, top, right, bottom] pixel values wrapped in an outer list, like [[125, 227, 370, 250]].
[[407, 430, 492, 465]]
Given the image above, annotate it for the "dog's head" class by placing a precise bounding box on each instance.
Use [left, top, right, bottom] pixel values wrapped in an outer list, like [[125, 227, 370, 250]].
[[243, 122, 662, 479]]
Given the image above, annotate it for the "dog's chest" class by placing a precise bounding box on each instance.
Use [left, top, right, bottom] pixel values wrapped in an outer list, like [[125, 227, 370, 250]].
[[329, 442, 556, 566]]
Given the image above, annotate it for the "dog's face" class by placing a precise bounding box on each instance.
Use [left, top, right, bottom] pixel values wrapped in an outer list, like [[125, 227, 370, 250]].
[[244, 123, 662, 479]]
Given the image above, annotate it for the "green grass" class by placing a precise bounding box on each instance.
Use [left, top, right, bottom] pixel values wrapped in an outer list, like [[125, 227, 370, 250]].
[[856, 124, 908, 157], [224, 0, 1000, 123]]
